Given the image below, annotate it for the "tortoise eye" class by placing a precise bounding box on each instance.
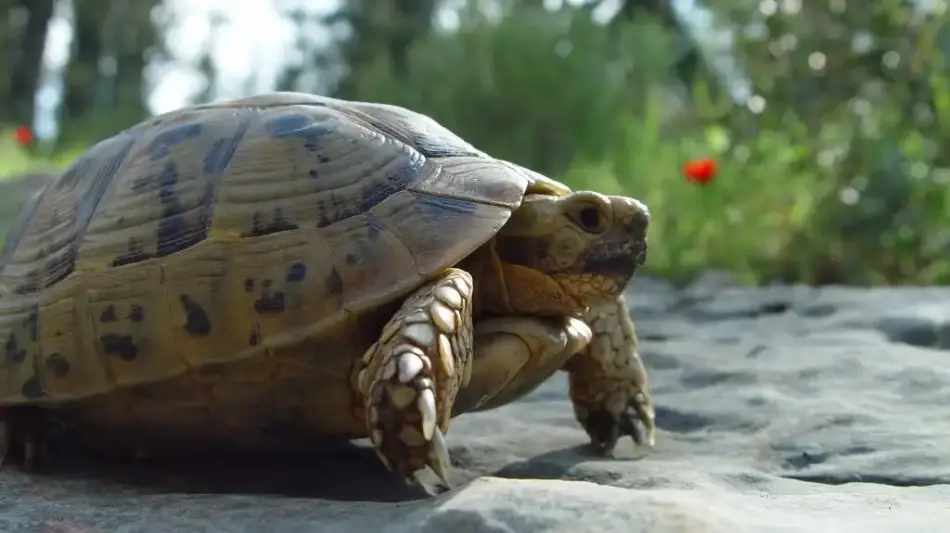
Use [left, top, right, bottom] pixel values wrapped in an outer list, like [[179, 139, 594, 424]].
[[568, 204, 608, 234], [579, 207, 600, 230]]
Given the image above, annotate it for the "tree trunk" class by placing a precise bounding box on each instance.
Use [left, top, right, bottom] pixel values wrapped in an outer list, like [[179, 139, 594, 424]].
[[3, 0, 54, 126], [60, 0, 106, 129]]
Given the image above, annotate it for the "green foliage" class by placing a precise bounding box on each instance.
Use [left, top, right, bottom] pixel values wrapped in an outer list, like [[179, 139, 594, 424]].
[[339, 5, 678, 177]]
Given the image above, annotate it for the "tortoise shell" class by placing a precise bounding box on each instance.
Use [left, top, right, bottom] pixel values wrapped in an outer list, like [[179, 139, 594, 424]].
[[0, 92, 565, 406]]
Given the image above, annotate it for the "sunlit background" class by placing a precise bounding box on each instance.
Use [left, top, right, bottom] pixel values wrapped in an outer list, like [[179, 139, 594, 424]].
[[35, 0, 731, 138]]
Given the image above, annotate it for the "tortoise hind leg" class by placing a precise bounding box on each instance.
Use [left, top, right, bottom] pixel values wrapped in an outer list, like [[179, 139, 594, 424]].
[[0, 409, 8, 469], [357, 268, 475, 485], [0, 406, 56, 471], [564, 295, 656, 453]]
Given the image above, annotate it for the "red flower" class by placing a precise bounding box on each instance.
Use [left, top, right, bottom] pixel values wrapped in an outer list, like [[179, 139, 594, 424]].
[[682, 158, 717, 185], [13, 125, 34, 147]]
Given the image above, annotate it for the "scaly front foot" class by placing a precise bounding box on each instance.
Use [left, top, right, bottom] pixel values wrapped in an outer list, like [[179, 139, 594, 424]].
[[565, 295, 655, 453], [358, 268, 474, 484]]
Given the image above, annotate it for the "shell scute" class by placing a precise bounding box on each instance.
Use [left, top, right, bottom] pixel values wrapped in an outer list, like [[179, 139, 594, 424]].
[[76, 106, 261, 271], [86, 264, 182, 388], [228, 231, 344, 353], [317, 210, 421, 313]]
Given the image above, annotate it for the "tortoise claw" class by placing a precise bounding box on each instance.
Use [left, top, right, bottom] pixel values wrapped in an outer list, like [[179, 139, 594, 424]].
[[427, 427, 451, 486], [579, 389, 655, 455]]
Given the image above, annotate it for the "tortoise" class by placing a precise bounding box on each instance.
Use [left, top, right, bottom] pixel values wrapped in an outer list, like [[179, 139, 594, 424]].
[[0, 92, 654, 483]]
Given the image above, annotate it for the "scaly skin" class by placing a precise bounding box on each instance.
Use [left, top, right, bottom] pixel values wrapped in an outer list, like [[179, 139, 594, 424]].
[[358, 269, 474, 484], [565, 295, 655, 452]]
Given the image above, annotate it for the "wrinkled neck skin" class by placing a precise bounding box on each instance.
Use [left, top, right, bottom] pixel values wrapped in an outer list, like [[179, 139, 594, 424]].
[[459, 240, 588, 319]]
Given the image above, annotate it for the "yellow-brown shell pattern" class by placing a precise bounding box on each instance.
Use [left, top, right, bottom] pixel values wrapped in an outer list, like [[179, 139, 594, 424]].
[[0, 92, 537, 405]]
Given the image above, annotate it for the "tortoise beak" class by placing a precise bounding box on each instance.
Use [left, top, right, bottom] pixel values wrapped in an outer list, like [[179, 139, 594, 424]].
[[625, 198, 649, 269]]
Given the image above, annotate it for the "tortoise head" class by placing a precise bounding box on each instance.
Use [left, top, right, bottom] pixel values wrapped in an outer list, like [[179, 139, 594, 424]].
[[491, 190, 649, 316]]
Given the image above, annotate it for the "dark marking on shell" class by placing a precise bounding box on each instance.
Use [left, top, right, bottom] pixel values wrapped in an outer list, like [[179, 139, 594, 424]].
[[128, 108, 260, 263], [45, 352, 70, 378], [357, 115, 480, 159], [247, 208, 299, 237], [15, 234, 75, 292], [325, 268, 343, 296], [180, 295, 212, 336], [41, 246, 78, 289], [249, 326, 261, 346], [21, 375, 44, 399], [100, 305, 117, 323], [417, 194, 478, 217], [13, 271, 40, 294], [312, 156, 422, 230], [244, 278, 254, 292], [100, 334, 139, 361], [148, 123, 202, 159], [154, 161, 201, 258], [411, 140, 481, 159], [345, 253, 357, 265], [254, 290, 286, 314], [4, 333, 26, 365], [129, 304, 144, 322], [308, 169, 318, 179], [286, 262, 307, 282], [112, 237, 150, 266], [265, 113, 336, 152], [24, 306, 38, 342], [202, 109, 259, 175], [71, 134, 139, 274], [358, 158, 422, 213]]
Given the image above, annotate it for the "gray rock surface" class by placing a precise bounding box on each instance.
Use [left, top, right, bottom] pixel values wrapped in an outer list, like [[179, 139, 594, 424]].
[[2, 277, 949, 532]]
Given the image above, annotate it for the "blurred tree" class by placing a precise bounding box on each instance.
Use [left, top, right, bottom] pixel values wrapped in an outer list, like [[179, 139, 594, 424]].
[[1, 0, 55, 127], [610, 0, 719, 98], [110, 0, 165, 123], [273, 7, 312, 93], [59, 0, 165, 146], [323, 0, 439, 98], [333, 1, 677, 175], [710, 0, 950, 284], [194, 10, 225, 103], [60, 0, 107, 133]]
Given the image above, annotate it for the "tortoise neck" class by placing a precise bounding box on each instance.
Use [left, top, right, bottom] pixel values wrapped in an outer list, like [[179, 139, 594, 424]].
[[457, 240, 511, 318], [460, 239, 584, 318]]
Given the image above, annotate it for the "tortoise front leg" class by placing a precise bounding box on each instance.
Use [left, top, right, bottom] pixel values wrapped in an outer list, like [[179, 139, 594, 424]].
[[565, 294, 656, 453], [357, 268, 474, 485]]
